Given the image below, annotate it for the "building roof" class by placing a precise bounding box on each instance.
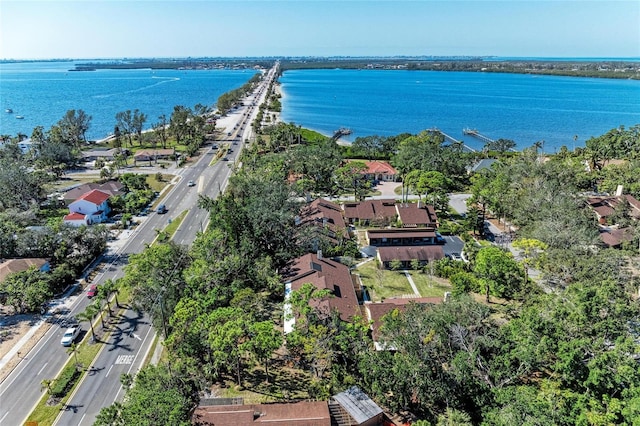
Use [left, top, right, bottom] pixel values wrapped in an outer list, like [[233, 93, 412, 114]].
[[343, 199, 397, 222], [63, 212, 86, 221], [364, 298, 443, 343], [468, 158, 498, 173], [395, 202, 438, 227], [600, 227, 634, 247], [377, 245, 444, 262], [134, 148, 175, 158], [364, 160, 397, 176], [82, 148, 119, 158], [192, 401, 331, 426], [367, 228, 437, 240], [282, 253, 359, 322], [63, 181, 123, 201], [298, 198, 348, 241], [76, 189, 111, 205], [586, 194, 640, 222], [331, 386, 383, 425], [0, 258, 48, 282]]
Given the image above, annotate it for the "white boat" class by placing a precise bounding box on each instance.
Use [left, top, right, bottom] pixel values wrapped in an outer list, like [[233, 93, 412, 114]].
[[15, 115, 24, 119], [5, 108, 12, 113]]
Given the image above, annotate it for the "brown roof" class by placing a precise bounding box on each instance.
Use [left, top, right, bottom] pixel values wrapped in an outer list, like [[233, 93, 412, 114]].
[[395, 202, 438, 227], [587, 195, 640, 221], [63, 212, 86, 221], [343, 199, 397, 222], [367, 228, 437, 240], [63, 181, 123, 201], [282, 253, 360, 322], [134, 148, 175, 158], [298, 198, 347, 240], [600, 227, 634, 247], [0, 258, 48, 282], [377, 246, 444, 262], [364, 298, 443, 342], [193, 401, 330, 426]]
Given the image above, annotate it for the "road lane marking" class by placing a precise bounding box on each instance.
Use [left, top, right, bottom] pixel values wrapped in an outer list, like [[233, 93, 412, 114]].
[[1, 411, 9, 423], [115, 355, 134, 365], [37, 362, 48, 376], [105, 365, 113, 378], [78, 413, 86, 425]]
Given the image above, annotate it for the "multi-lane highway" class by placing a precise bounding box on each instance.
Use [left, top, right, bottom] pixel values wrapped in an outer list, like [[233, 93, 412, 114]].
[[0, 63, 278, 426]]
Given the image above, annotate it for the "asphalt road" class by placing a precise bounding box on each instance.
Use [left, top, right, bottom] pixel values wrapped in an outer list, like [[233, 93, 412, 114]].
[[0, 64, 278, 426]]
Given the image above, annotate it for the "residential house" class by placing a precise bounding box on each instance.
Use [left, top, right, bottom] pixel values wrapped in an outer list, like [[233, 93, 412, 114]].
[[82, 148, 120, 162], [61, 181, 124, 205], [297, 198, 348, 243], [363, 297, 443, 350], [599, 227, 635, 249], [377, 245, 444, 269], [361, 160, 398, 182], [282, 252, 360, 333], [0, 258, 50, 283], [343, 199, 397, 226], [133, 148, 175, 163], [467, 158, 498, 174], [63, 189, 111, 226]]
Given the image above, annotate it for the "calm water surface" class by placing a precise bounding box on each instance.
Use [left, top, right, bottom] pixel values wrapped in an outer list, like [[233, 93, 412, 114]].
[[0, 61, 256, 140], [280, 69, 640, 151]]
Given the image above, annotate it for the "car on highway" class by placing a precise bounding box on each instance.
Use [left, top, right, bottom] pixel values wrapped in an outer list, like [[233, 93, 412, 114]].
[[450, 253, 463, 261], [222, 157, 229, 161], [61, 327, 80, 346], [188, 180, 196, 187], [86, 284, 98, 298], [157, 204, 167, 214]]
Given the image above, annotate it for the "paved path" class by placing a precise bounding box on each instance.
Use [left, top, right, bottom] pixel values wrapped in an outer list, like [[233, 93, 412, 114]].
[[403, 271, 421, 296]]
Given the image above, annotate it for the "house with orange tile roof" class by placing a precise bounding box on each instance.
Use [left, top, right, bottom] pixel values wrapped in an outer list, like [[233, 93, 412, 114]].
[[63, 189, 111, 226], [361, 160, 398, 182]]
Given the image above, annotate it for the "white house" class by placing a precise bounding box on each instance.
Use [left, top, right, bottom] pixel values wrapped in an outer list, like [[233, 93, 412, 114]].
[[64, 189, 110, 226]]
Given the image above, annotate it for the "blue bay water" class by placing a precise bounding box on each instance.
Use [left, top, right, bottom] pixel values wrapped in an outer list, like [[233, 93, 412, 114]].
[[0, 61, 256, 140], [279, 69, 640, 152]]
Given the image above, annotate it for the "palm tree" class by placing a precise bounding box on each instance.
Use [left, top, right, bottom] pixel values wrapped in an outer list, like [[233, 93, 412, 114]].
[[40, 379, 53, 395], [66, 342, 81, 369], [76, 304, 99, 342]]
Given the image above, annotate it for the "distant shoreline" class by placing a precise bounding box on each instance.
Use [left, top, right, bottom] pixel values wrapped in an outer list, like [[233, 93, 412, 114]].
[[3, 57, 638, 80]]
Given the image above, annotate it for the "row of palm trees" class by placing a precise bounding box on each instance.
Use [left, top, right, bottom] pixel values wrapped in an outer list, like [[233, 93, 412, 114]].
[[76, 279, 121, 343]]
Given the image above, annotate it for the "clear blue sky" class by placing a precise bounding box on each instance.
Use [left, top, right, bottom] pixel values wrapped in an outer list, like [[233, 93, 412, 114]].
[[1, 0, 638, 60]]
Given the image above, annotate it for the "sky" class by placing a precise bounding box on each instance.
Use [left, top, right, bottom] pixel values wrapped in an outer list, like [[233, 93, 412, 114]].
[[1, 0, 639, 60]]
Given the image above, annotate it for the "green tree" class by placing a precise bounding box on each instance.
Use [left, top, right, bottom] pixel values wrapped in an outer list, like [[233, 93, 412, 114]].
[[335, 160, 370, 201], [473, 246, 524, 302], [0, 267, 51, 313], [245, 321, 283, 383], [76, 303, 99, 341]]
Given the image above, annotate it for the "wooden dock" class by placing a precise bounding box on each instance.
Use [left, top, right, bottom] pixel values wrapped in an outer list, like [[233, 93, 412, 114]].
[[427, 127, 477, 153], [332, 127, 352, 141], [463, 128, 495, 144]]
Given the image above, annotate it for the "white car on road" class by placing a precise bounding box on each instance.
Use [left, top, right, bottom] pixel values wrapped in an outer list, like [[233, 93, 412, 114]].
[[61, 327, 80, 346]]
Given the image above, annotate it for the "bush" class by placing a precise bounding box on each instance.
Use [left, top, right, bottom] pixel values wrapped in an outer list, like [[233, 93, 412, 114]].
[[49, 364, 81, 398]]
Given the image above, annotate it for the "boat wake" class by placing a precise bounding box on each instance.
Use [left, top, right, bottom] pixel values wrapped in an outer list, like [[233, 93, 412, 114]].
[[93, 77, 180, 99]]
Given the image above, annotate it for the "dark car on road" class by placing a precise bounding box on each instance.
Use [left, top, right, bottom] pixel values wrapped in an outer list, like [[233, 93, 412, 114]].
[[157, 204, 167, 214]]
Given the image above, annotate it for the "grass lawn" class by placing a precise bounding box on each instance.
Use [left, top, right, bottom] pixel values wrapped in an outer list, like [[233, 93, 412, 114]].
[[355, 260, 414, 301], [409, 271, 452, 298], [146, 174, 173, 192]]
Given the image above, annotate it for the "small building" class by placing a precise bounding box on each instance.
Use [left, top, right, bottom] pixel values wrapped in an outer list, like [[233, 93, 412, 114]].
[[599, 227, 634, 248], [377, 245, 444, 269], [133, 148, 175, 162], [329, 386, 384, 426], [467, 158, 498, 174], [0, 258, 50, 283], [586, 194, 640, 225], [82, 148, 120, 162], [282, 252, 360, 333]]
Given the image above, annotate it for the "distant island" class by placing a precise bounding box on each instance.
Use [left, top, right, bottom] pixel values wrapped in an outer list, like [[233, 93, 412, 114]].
[[63, 57, 640, 80]]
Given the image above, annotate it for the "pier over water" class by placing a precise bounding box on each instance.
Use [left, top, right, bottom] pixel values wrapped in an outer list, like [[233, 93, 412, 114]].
[[463, 128, 495, 144], [427, 127, 477, 153]]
